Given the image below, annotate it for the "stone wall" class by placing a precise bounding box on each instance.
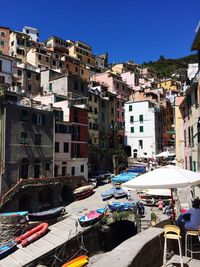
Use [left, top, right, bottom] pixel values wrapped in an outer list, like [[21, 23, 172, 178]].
[[0, 176, 86, 212]]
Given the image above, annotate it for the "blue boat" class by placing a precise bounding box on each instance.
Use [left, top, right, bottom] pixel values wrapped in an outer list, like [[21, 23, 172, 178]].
[[79, 208, 105, 227], [128, 165, 146, 173], [0, 241, 18, 259], [0, 211, 28, 216], [108, 202, 136, 212], [113, 187, 128, 199], [112, 172, 138, 184], [101, 187, 115, 200]]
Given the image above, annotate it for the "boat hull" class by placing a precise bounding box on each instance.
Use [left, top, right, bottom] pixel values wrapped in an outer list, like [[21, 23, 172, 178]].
[[79, 208, 105, 227], [108, 202, 136, 212], [28, 207, 65, 221], [0, 241, 17, 259], [62, 255, 88, 267], [73, 185, 94, 200]]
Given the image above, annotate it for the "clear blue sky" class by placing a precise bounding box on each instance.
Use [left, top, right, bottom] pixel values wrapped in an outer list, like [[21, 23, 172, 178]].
[[1, 0, 200, 64]]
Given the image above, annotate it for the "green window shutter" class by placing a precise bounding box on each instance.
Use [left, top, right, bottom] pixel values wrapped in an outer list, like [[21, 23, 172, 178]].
[[140, 126, 144, 132], [131, 127, 134, 133]]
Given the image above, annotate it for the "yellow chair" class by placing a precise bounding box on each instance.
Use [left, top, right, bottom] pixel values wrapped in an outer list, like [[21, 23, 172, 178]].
[[185, 227, 200, 259], [163, 225, 183, 267]]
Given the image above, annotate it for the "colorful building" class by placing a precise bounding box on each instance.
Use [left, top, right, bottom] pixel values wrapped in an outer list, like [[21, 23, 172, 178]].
[[0, 26, 10, 55]]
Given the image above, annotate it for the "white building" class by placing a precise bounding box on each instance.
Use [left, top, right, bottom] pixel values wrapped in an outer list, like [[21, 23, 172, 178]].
[[124, 100, 162, 159], [23, 26, 39, 42]]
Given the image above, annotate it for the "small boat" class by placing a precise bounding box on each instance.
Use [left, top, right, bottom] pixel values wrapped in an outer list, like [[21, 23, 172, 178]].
[[128, 165, 146, 173], [113, 187, 128, 199], [101, 187, 115, 200], [0, 241, 18, 259], [78, 208, 105, 227], [108, 202, 136, 212], [73, 185, 94, 200], [62, 255, 88, 267], [28, 206, 65, 221], [15, 222, 49, 247], [0, 211, 28, 217]]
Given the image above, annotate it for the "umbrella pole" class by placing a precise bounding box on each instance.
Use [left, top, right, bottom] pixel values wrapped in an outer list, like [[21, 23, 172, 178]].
[[171, 189, 176, 223]]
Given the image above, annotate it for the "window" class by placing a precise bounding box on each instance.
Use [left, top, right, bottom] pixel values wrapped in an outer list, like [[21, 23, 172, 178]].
[[34, 134, 41, 145], [46, 57, 49, 62], [191, 126, 194, 147], [36, 73, 40, 81], [1, 32, 5, 37], [140, 126, 144, 132], [63, 142, 69, 153], [129, 105, 132, 111], [21, 110, 28, 121], [74, 109, 78, 123], [28, 84, 32, 91], [130, 116, 134, 123], [26, 29, 29, 34], [131, 127, 134, 133], [184, 130, 187, 147], [0, 40, 5, 47], [81, 83, 85, 92], [185, 156, 187, 169], [189, 156, 192, 171], [94, 108, 97, 114], [27, 71, 31, 79], [139, 114, 143, 123], [20, 132, 28, 144], [139, 140, 143, 149], [0, 76, 5, 83], [111, 107, 114, 114], [49, 83, 52, 91], [188, 127, 191, 146], [81, 165, 84, 173], [117, 101, 120, 108], [116, 83, 119, 89], [81, 69, 84, 75], [53, 60, 56, 65], [18, 69, 22, 76], [55, 142, 59, 152], [45, 163, 50, 171], [75, 67, 78, 72], [32, 114, 45, 125], [74, 80, 78, 90], [71, 166, 75, 176], [0, 60, 2, 71], [62, 166, 66, 176], [38, 54, 42, 60]]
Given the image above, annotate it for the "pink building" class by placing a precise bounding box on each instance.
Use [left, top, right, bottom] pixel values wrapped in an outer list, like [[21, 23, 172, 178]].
[[91, 72, 132, 147]]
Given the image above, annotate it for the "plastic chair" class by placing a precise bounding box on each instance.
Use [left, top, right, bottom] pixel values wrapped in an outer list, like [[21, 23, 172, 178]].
[[163, 225, 183, 267], [185, 227, 200, 258]]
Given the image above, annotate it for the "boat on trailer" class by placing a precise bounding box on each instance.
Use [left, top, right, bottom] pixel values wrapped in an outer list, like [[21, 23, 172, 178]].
[[0, 211, 28, 217], [0, 241, 18, 259], [28, 206, 65, 221], [15, 222, 49, 247]]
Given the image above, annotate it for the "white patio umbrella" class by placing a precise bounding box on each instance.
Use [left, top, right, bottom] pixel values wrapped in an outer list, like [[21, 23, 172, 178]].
[[122, 165, 200, 190], [122, 165, 200, 221]]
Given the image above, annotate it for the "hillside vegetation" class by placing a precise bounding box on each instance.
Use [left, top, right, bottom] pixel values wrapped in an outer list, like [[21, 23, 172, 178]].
[[142, 54, 198, 78]]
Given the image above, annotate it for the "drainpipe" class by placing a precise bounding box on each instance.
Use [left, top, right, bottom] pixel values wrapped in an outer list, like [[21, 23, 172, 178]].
[[52, 111, 55, 177]]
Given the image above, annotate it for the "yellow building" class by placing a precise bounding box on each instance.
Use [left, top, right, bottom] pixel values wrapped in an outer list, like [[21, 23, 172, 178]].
[[154, 79, 181, 91], [68, 40, 95, 66]]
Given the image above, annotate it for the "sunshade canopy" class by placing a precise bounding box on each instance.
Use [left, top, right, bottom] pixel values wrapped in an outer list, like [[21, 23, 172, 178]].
[[122, 165, 200, 190]]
